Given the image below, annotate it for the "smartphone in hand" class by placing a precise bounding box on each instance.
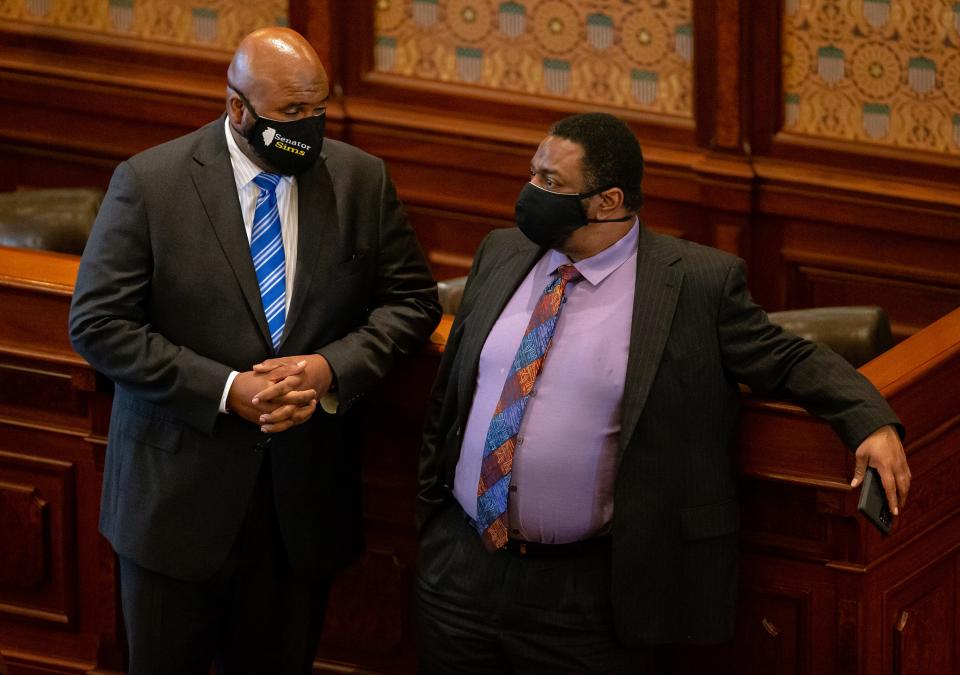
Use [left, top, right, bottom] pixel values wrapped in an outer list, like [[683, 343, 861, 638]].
[[858, 466, 892, 535]]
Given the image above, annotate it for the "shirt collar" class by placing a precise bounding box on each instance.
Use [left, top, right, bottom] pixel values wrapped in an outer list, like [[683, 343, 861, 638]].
[[545, 218, 640, 286], [223, 117, 292, 191]]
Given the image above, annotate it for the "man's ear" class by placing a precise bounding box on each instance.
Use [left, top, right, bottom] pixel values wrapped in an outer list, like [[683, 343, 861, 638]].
[[600, 187, 625, 213], [226, 93, 245, 125]]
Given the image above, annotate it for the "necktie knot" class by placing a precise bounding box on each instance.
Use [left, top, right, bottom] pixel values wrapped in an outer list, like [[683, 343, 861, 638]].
[[556, 263, 581, 284], [253, 172, 282, 193]]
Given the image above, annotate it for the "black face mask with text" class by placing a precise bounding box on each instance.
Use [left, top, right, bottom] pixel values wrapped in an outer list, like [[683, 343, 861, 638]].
[[230, 84, 325, 175], [514, 182, 633, 250]]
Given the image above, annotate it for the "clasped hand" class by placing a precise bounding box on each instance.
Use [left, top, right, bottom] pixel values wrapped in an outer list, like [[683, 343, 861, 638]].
[[226, 354, 333, 433]]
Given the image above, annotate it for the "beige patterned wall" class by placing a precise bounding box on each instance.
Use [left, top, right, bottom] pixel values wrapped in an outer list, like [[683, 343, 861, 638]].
[[0, 0, 287, 53], [374, 0, 694, 118], [783, 0, 960, 155]]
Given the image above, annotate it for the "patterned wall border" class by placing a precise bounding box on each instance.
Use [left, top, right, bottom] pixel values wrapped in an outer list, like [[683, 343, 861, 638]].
[[0, 0, 287, 53], [374, 0, 694, 118], [782, 0, 960, 156]]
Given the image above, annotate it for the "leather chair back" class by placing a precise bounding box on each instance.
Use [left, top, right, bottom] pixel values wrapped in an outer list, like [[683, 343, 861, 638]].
[[768, 306, 893, 367], [438, 276, 467, 315], [0, 188, 103, 255], [438, 276, 892, 367]]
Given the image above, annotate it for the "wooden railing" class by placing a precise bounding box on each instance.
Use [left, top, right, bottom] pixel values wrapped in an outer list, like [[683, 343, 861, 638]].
[[1, 244, 958, 674]]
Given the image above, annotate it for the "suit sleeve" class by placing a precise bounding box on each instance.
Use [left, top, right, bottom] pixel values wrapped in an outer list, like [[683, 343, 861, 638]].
[[415, 233, 492, 531], [717, 258, 902, 449], [69, 161, 232, 434], [316, 160, 441, 413]]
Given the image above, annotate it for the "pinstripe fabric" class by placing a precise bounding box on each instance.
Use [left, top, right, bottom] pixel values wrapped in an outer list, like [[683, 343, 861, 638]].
[[475, 263, 581, 550], [419, 226, 900, 644]]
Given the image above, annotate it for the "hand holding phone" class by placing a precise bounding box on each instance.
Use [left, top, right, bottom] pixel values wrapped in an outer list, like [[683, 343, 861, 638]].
[[858, 466, 892, 535]]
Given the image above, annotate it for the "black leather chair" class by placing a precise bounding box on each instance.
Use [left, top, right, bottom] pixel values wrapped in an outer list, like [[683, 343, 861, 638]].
[[0, 187, 103, 255], [437, 276, 468, 315], [437, 277, 893, 367], [766, 306, 893, 368]]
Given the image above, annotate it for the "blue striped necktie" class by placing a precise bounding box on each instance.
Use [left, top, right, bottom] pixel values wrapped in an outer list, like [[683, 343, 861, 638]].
[[251, 172, 286, 352]]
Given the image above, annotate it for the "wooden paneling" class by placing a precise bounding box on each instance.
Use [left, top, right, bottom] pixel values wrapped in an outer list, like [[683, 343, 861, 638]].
[[0, 31, 228, 186], [0, 450, 76, 627], [0, 361, 88, 434], [3, 1, 957, 333], [888, 557, 956, 675], [0, 249, 122, 675], [1, 1, 959, 671], [313, 344, 440, 673], [340, 0, 958, 332], [0, 477, 49, 591], [0, 245, 435, 674], [787, 258, 960, 343], [734, 580, 813, 675], [3, 243, 960, 673], [734, 308, 960, 675]]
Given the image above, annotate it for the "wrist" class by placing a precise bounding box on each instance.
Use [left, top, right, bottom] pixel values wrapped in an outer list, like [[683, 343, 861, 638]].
[[221, 370, 241, 414], [307, 353, 335, 394]]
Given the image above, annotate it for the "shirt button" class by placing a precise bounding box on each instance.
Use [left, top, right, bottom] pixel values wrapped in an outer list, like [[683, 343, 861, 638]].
[[516, 436, 523, 445]]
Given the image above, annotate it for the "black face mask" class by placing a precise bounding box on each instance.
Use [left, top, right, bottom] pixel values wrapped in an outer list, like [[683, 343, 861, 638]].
[[230, 84, 325, 175], [514, 182, 633, 249]]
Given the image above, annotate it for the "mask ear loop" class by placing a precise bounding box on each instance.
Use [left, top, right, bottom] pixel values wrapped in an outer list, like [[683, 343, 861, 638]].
[[577, 184, 611, 199], [227, 82, 260, 119], [580, 185, 635, 224]]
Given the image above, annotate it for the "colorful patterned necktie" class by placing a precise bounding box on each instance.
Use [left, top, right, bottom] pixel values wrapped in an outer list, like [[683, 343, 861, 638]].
[[251, 172, 286, 352], [475, 263, 582, 550]]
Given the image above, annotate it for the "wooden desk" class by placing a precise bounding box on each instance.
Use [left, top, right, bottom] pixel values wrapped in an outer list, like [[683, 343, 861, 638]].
[[0, 247, 120, 674], [1, 245, 958, 674]]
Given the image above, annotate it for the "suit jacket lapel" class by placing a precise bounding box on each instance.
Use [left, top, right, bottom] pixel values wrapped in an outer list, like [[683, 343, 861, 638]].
[[456, 237, 543, 418], [619, 227, 684, 452], [281, 154, 339, 347], [190, 119, 272, 346]]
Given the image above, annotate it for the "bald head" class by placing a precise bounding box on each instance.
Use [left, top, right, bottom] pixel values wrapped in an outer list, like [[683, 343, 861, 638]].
[[225, 28, 329, 171], [226, 27, 329, 126]]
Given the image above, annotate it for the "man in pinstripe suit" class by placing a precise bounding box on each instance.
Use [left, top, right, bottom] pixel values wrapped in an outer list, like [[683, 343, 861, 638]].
[[415, 113, 910, 673]]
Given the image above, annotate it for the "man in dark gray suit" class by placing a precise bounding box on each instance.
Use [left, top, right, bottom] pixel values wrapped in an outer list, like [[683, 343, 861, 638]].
[[415, 113, 910, 673], [69, 27, 440, 674]]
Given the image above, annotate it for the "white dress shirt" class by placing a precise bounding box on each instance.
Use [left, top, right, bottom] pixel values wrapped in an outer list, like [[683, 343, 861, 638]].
[[218, 117, 299, 413]]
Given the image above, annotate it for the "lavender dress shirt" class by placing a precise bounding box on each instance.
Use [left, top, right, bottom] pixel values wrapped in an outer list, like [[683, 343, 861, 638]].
[[454, 222, 639, 544]]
